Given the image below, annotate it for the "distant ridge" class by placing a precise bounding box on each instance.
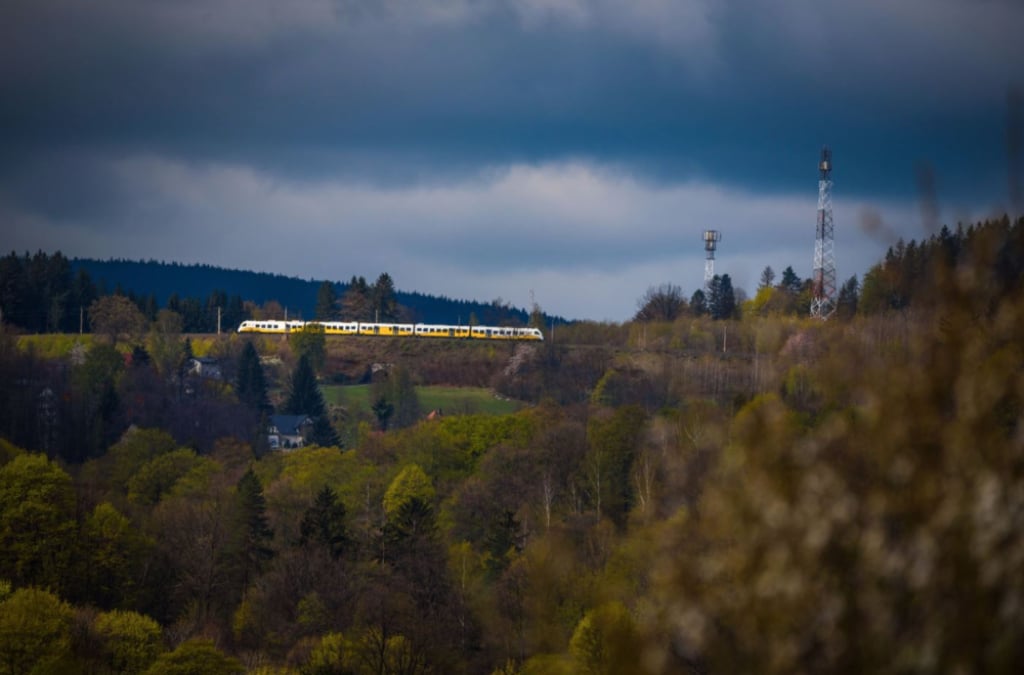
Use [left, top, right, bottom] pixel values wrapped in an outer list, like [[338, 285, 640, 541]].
[[70, 258, 542, 326]]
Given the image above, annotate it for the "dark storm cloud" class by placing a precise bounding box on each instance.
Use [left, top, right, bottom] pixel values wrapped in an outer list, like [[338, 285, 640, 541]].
[[4, 0, 1019, 196], [3, 0, 1020, 320]]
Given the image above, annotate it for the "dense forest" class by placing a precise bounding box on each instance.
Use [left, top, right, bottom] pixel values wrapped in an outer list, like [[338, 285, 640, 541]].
[[0, 215, 1022, 674], [0, 255, 541, 337], [69, 258, 538, 327]]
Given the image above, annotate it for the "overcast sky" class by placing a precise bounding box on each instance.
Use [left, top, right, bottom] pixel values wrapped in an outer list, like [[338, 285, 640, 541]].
[[3, 0, 1021, 321]]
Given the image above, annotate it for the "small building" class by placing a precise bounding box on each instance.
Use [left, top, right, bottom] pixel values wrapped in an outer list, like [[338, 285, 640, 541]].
[[268, 414, 313, 450], [187, 357, 223, 380]]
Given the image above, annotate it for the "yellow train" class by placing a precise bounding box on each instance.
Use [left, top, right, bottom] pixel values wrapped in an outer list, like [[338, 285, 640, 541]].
[[237, 320, 544, 341]]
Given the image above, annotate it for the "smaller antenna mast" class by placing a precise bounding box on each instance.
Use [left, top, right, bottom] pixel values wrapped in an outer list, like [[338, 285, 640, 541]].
[[703, 230, 722, 289]]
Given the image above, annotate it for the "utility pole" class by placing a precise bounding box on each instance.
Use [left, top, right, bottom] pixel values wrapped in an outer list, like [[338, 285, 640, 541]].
[[217, 306, 222, 335], [80, 306, 84, 334], [810, 147, 837, 319]]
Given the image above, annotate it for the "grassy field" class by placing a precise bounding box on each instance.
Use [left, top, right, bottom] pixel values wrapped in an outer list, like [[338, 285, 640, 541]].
[[15, 333, 222, 358], [322, 384, 521, 416]]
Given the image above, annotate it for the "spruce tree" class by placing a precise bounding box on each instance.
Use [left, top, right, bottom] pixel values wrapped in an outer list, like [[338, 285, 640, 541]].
[[283, 355, 326, 418], [371, 272, 398, 322], [236, 341, 270, 413], [299, 485, 349, 559], [780, 266, 802, 294], [836, 275, 860, 320], [315, 281, 339, 320], [708, 274, 737, 320], [283, 354, 338, 446], [228, 468, 274, 591], [309, 415, 341, 448], [690, 289, 708, 316]]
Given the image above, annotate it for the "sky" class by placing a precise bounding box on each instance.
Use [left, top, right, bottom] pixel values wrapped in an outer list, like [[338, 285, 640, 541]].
[[3, 0, 1022, 322]]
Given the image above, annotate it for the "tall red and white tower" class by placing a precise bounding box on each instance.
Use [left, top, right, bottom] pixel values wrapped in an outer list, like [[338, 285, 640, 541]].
[[810, 147, 836, 319]]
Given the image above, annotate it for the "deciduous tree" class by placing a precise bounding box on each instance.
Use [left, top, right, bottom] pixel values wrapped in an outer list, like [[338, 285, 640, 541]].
[[291, 323, 326, 373], [0, 454, 77, 591], [94, 609, 164, 674], [143, 638, 243, 675], [634, 283, 687, 322], [77, 502, 151, 609], [89, 295, 148, 345], [0, 587, 74, 675]]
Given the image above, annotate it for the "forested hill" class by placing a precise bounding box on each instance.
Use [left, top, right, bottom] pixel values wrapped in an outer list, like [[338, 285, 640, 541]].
[[70, 258, 534, 325]]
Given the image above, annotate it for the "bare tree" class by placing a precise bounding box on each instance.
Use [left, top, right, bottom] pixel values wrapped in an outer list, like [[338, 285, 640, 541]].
[[634, 283, 687, 322]]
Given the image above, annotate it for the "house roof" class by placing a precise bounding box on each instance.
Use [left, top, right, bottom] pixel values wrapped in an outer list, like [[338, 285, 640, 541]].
[[269, 414, 312, 436]]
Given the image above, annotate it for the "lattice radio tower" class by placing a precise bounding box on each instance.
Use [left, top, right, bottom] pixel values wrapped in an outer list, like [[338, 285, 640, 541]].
[[703, 229, 721, 289], [810, 147, 836, 318]]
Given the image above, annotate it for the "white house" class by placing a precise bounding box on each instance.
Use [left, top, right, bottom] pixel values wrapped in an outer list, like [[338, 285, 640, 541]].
[[267, 414, 313, 449]]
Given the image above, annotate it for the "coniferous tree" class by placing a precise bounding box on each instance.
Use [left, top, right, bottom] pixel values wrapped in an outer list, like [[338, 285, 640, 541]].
[[282, 355, 326, 418], [70, 268, 97, 332], [707, 274, 737, 320], [836, 275, 860, 320], [780, 266, 802, 295], [283, 354, 338, 446], [315, 281, 339, 320], [299, 485, 349, 559], [690, 289, 708, 316], [340, 276, 372, 321], [308, 415, 340, 448], [229, 468, 274, 591], [371, 272, 398, 322], [236, 341, 270, 413]]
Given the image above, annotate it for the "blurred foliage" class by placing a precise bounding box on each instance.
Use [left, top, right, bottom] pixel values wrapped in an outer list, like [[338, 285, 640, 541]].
[[638, 221, 1024, 673]]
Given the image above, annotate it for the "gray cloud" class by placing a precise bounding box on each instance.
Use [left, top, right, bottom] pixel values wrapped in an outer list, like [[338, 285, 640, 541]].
[[2, 152, 943, 320]]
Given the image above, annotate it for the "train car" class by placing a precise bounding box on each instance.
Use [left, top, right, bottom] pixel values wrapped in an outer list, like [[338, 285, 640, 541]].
[[414, 324, 472, 339], [357, 323, 416, 337], [238, 320, 300, 334], [239, 320, 543, 341], [319, 321, 359, 336]]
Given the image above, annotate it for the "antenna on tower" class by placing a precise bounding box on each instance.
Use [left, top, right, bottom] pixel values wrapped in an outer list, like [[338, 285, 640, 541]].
[[810, 147, 837, 319], [703, 229, 722, 289]]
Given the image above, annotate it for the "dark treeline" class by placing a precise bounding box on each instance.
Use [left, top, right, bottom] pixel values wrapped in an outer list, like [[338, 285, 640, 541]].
[[859, 213, 1024, 313], [73, 257, 545, 327], [0, 252, 247, 334], [1, 253, 547, 335], [0, 251, 97, 333]]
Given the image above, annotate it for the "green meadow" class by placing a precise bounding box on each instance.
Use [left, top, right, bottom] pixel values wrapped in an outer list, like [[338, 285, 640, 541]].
[[321, 384, 521, 416]]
